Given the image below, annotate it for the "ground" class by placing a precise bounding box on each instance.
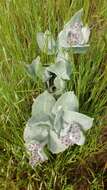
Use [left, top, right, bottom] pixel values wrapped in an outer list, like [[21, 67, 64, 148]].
[[0, 0, 107, 189]]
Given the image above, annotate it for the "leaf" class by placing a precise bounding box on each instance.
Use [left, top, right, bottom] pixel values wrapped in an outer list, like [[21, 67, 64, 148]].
[[47, 60, 71, 80], [24, 125, 48, 144], [28, 114, 52, 129], [24, 91, 55, 145], [48, 129, 67, 153], [51, 77, 66, 96], [62, 45, 90, 54], [43, 52, 71, 94], [43, 57, 71, 94], [56, 49, 69, 63], [63, 110, 94, 131], [64, 8, 83, 29], [53, 106, 64, 135], [71, 44, 90, 54], [54, 77, 65, 92], [32, 91, 56, 117], [58, 30, 69, 48], [26, 56, 44, 80], [36, 30, 56, 55], [58, 9, 83, 49], [52, 91, 79, 115], [43, 67, 53, 82]]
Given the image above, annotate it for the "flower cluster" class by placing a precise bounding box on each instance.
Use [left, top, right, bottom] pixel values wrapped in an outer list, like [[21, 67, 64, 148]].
[[24, 8, 93, 167], [24, 91, 93, 167], [58, 8, 90, 53], [27, 143, 48, 167]]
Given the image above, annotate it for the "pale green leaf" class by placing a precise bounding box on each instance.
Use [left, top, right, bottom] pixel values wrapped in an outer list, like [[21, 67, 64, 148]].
[[24, 125, 48, 144], [53, 106, 64, 135], [48, 130, 67, 153], [52, 91, 79, 115], [63, 111, 94, 131], [36, 30, 56, 55], [64, 8, 83, 29], [26, 56, 43, 80], [70, 44, 89, 54], [32, 91, 56, 117], [54, 77, 65, 92], [47, 61, 71, 80]]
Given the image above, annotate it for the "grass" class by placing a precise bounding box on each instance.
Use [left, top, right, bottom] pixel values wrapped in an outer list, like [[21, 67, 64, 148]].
[[0, 0, 107, 189]]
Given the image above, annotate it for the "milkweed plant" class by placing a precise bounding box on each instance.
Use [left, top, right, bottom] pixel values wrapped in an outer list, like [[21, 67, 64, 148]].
[[24, 8, 94, 167]]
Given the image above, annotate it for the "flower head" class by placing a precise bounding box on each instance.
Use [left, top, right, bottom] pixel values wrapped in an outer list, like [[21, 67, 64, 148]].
[[24, 91, 93, 166], [27, 143, 48, 167], [58, 8, 90, 53], [36, 9, 90, 55]]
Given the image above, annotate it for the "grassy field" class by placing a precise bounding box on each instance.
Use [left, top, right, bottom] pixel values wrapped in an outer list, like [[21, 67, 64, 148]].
[[0, 0, 107, 189]]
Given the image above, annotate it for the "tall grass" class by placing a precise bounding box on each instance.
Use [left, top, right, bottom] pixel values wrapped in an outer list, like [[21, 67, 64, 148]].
[[0, 0, 107, 189]]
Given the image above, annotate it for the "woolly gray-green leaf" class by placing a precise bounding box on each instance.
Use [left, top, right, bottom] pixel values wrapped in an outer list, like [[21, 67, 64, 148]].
[[32, 91, 56, 117], [24, 125, 48, 145], [36, 30, 56, 55], [46, 60, 71, 80], [24, 114, 52, 144], [28, 114, 52, 129], [70, 44, 89, 54], [53, 106, 64, 135], [26, 56, 44, 80], [48, 130, 67, 153], [63, 111, 94, 131], [64, 8, 83, 29], [53, 77, 66, 95], [52, 91, 79, 115]]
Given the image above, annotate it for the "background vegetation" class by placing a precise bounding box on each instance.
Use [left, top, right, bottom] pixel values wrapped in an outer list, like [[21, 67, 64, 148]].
[[0, 0, 107, 189]]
